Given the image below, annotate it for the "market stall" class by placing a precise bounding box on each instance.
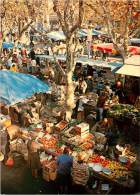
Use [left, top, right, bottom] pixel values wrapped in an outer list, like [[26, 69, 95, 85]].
[[107, 104, 140, 143], [116, 55, 140, 77], [36, 54, 122, 70], [0, 70, 52, 126], [116, 55, 140, 105]]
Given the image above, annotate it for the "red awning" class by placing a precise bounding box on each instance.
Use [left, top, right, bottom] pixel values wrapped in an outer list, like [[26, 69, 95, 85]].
[[92, 43, 140, 55], [128, 46, 140, 55]]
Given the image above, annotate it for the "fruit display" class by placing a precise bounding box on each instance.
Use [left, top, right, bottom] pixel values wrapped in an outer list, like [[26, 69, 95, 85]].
[[80, 141, 94, 150], [107, 104, 140, 126], [108, 161, 128, 179], [105, 160, 129, 179], [89, 154, 109, 167], [107, 104, 139, 119], [39, 135, 57, 149], [88, 154, 131, 181]]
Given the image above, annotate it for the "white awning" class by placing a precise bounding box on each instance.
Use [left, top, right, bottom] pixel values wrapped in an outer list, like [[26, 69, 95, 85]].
[[116, 65, 140, 77], [124, 55, 140, 65], [116, 55, 140, 77]]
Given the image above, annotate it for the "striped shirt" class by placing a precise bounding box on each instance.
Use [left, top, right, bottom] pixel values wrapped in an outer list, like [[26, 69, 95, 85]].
[[72, 161, 89, 186]]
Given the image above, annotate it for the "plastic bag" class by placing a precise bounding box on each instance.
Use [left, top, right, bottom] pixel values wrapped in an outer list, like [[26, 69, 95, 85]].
[[5, 157, 14, 166]]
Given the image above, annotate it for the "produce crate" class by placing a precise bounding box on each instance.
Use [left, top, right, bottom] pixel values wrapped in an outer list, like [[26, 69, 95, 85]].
[[43, 166, 56, 182], [55, 120, 68, 132]]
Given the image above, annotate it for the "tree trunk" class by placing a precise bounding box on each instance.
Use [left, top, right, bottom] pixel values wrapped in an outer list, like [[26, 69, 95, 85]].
[[65, 36, 76, 121], [123, 19, 129, 64], [65, 71, 75, 121]]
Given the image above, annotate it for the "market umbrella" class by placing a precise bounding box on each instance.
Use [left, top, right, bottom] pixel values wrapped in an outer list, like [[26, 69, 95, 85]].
[[79, 29, 106, 37], [47, 31, 66, 41], [0, 70, 50, 105], [92, 43, 140, 55], [2, 42, 14, 49], [47, 29, 106, 40]]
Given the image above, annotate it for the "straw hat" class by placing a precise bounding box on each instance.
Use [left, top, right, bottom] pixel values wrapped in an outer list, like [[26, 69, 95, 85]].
[[87, 76, 92, 79]]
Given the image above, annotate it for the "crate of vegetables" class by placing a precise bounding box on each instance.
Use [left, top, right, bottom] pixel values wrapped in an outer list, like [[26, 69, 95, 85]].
[[55, 120, 68, 132]]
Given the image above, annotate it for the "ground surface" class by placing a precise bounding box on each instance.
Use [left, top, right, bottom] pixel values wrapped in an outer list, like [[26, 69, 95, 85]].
[[1, 150, 140, 194], [1, 155, 57, 194], [1, 153, 88, 194]]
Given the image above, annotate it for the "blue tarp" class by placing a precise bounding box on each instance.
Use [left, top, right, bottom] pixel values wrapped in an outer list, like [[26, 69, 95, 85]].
[[2, 42, 14, 49], [0, 70, 50, 105]]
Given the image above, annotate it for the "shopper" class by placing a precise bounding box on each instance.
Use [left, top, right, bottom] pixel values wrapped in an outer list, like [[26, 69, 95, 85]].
[[96, 92, 108, 121], [72, 154, 89, 188], [27, 139, 41, 178], [86, 76, 94, 93], [56, 147, 73, 194], [29, 48, 36, 60], [1, 130, 11, 163], [10, 64, 18, 72], [76, 78, 87, 94], [105, 85, 113, 97]]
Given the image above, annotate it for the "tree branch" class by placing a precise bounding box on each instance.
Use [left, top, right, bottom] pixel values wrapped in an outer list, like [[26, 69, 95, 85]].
[[19, 20, 33, 38], [53, 0, 67, 35], [69, 0, 84, 34]]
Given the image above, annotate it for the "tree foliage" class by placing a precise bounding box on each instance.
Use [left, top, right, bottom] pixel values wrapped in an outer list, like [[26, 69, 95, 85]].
[[86, 0, 140, 60]]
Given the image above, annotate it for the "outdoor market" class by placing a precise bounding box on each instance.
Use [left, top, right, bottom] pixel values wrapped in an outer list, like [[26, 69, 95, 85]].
[[0, 0, 140, 195]]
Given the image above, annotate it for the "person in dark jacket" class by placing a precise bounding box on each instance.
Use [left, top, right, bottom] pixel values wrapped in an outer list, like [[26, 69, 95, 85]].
[[1, 131, 11, 163], [36, 57, 40, 66], [96, 92, 108, 121], [29, 49, 36, 60], [86, 76, 93, 93]]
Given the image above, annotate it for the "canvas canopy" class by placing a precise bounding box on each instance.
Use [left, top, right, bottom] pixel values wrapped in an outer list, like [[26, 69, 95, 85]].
[[36, 54, 122, 70], [80, 29, 106, 36], [116, 55, 140, 77], [0, 70, 50, 105], [47, 29, 106, 40], [47, 31, 66, 41]]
